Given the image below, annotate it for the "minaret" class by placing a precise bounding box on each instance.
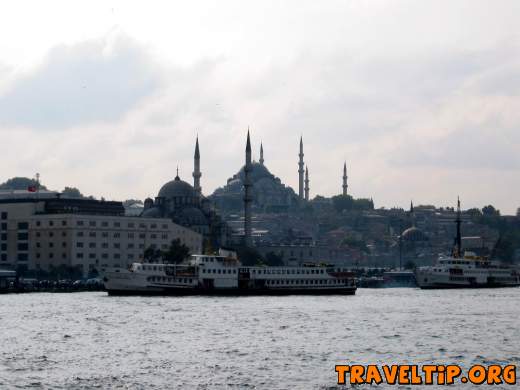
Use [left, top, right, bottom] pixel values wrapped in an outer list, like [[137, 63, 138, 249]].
[[193, 136, 201, 195], [259, 142, 264, 165], [342, 162, 348, 196], [304, 166, 310, 201], [243, 130, 253, 246], [298, 136, 304, 199], [454, 196, 462, 258]]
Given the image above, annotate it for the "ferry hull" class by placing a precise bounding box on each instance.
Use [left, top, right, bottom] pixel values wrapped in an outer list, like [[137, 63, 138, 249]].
[[418, 283, 520, 290], [106, 286, 357, 296]]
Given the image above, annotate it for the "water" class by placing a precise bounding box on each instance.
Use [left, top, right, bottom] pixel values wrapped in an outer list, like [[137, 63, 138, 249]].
[[1, 288, 519, 389]]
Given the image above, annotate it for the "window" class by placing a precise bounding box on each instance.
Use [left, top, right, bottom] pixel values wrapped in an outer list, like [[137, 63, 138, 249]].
[[161, 224, 168, 229], [49, 242, 54, 248], [77, 231, 84, 237], [114, 253, 120, 259], [139, 233, 145, 239], [49, 221, 54, 227], [102, 232, 108, 238], [114, 243, 120, 249], [17, 243, 28, 251], [113, 232, 120, 238], [62, 242, 66, 248], [1, 223, 7, 230], [1, 243, 7, 251], [0, 254, 6, 261], [76, 242, 84, 248], [17, 253, 28, 261], [62, 253, 66, 259], [49, 232, 54, 237], [113, 222, 120, 228], [36, 242, 41, 248], [102, 253, 108, 259], [17, 232, 28, 240], [151, 234, 157, 239], [77, 220, 84, 226], [77, 253, 84, 258], [17, 222, 29, 230], [0, 212, 7, 220], [89, 232, 96, 237], [151, 223, 157, 229], [101, 221, 108, 227], [161, 234, 168, 239], [127, 243, 134, 249], [128, 222, 135, 228], [128, 233, 134, 239], [89, 243, 96, 248], [102, 243, 108, 249], [62, 232, 66, 237], [36, 221, 41, 227], [89, 253, 96, 259], [62, 220, 67, 226], [89, 221, 96, 227], [139, 244, 144, 249]]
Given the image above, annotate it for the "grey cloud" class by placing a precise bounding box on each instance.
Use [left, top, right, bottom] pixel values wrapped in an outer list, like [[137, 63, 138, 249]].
[[0, 35, 161, 130]]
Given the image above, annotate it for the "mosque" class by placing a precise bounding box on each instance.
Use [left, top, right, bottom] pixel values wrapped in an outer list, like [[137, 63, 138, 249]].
[[140, 132, 350, 247]]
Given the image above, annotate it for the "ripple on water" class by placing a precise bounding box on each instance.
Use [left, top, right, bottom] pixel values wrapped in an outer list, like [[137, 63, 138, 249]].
[[0, 289, 519, 389]]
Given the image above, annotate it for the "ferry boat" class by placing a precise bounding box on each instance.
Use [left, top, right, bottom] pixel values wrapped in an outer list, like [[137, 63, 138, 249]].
[[103, 251, 357, 296], [415, 199, 520, 289]]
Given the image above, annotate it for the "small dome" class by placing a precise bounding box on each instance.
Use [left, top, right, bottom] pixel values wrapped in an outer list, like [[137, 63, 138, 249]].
[[178, 207, 208, 225], [158, 175, 196, 199], [401, 227, 428, 242], [141, 207, 162, 218]]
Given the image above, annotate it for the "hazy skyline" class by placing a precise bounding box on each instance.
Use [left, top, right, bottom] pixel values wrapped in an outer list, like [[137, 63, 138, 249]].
[[0, 1, 519, 213]]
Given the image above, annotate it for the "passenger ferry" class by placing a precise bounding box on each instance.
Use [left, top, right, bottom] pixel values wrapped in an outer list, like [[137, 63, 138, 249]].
[[103, 251, 357, 296], [415, 199, 520, 289]]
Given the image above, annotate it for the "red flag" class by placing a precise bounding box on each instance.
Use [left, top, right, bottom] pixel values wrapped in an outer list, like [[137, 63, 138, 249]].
[[27, 186, 37, 192]]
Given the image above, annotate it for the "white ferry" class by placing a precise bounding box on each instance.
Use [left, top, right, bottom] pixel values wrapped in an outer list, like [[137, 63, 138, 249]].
[[103, 252, 357, 296], [415, 254, 520, 289], [416, 199, 520, 289]]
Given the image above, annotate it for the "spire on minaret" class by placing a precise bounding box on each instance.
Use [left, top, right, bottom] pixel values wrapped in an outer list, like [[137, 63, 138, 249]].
[[176, 166, 179, 178], [298, 136, 304, 200], [410, 200, 415, 227], [193, 135, 202, 195], [259, 142, 264, 165], [243, 129, 253, 246], [342, 162, 348, 196], [304, 166, 310, 202]]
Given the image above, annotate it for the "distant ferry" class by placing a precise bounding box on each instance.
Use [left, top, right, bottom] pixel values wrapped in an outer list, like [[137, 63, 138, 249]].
[[416, 255, 520, 289], [103, 252, 357, 296], [415, 198, 520, 289]]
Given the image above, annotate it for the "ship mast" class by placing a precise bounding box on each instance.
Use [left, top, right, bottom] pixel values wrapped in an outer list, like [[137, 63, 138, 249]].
[[454, 196, 462, 258]]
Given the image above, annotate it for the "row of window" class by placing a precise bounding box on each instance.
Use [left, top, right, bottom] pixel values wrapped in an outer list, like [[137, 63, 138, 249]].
[[266, 279, 344, 286], [75, 220, 169, 229], [250, 268, 326, 275], [149, 276, 193, 284], [76, 242, 156, 250]]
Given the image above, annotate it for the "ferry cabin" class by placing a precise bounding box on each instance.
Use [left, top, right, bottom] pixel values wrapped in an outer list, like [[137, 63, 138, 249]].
[[105, 254, 356, 294]]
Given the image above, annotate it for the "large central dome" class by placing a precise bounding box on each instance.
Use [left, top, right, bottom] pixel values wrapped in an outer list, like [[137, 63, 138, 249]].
[[158, 175, 197, 199]]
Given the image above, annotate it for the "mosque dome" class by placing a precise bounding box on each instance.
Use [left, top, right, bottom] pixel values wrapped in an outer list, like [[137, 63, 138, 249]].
[[237, 162, 273, 183], [141, 207, 162, 218], [401, 226, 428, 242], [158, 175, 197, 199]]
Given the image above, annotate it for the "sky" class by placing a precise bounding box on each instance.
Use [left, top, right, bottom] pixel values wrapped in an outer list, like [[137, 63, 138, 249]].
[[0, 1, 519, 214]]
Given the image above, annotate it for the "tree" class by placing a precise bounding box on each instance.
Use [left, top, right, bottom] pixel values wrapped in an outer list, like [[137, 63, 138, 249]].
[[264, 252, 284, 266], [162, 239, 191, 264], [235, 246, 264, 266], [62, 186, 83, 198], [0, 177, 48, 191], [143, 246, 162, 263], [467, 208, 483, 220], [332, 194, 354, 212], [404, 260, 416, 270], [482, 205, 500, 217]]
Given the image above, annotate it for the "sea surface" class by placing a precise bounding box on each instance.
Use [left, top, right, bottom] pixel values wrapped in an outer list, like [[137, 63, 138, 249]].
[[0, 288, 519, 389]]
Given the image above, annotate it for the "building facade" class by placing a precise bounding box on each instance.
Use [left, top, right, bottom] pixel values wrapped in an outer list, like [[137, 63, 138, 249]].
[[0, 197, 202, 276]]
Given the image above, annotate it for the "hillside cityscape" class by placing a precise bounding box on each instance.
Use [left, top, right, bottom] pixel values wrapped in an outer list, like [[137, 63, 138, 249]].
[[1, 133, 519, 280]]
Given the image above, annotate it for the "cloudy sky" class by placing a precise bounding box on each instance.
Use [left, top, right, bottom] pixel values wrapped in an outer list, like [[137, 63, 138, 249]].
[[0, 1, 519, 213]]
